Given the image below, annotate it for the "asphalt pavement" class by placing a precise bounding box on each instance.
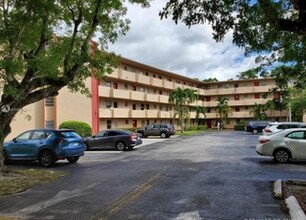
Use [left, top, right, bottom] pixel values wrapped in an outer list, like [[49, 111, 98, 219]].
[[0, 131, 305, 220]]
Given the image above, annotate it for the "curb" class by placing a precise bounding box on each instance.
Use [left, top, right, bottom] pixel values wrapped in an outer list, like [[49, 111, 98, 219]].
[[273, 180, 306, 220]]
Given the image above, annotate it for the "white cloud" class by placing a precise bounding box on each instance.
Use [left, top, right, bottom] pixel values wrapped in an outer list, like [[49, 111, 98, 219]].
[[108, 1, 258, 81]]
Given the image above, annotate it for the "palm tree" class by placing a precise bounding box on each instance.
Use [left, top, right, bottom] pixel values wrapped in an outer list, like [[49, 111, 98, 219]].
[[251, 103, 267, 120], [264, 100, 276, 121], [194, 106, 207, 126], [169, 88, 199, 132], [216, 97, 231, 129]]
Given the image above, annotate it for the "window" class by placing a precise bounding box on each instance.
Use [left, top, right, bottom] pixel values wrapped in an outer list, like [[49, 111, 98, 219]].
[[159, 76, 162, 79], [105, 81, 111, 87], [32, 131, 48, 140], [124, 66, 128, 71], [287, 131, 305, 139], [218, 84, 223, 89], [106, 101, 112, 108], [234, 84, 239, 88], [255, 94, 261, 99], [45, 97, 54, 107], [159, 91, 162, 95], [125, 120, 129, 125], [235, 107, 240, 112], [113, 82, 118, 89], [206, 97, 211, 102], [125, 102, 128, 107], [234, 95, 240, 101], [45, 120, 55, 129], [131, 86, 136, 91], [146, 104, 149, 110], [141, 104, 145, 110], [245, 106, 249, 110], [133, 104, 136, 110], [207, 108, 211, 113], [107, 120, 112, 129], [113, 102, 118, 108], [16, 131, 32, 141], [145, 72, 149, 76], [254, 82, 260, 86], [124, 84, 128, 90]]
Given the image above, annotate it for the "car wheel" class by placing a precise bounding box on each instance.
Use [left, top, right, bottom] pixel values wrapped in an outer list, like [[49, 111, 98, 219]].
[[274, 149, 290, 163], [84, 143, 90, 151], [67, 156, 79, 163], [160, 132, 167, 138], [39, 150, 55, 167], [252, 129, 258, 134], [116, 142, 126, 151]]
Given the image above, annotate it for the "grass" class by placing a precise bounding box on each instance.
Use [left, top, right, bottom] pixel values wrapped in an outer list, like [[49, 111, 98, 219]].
[[176, 130, 205, 136], [0, 168, 68, 196]]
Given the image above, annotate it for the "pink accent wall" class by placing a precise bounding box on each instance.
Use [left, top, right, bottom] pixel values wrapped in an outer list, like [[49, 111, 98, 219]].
[[91, 77, 99, 134]]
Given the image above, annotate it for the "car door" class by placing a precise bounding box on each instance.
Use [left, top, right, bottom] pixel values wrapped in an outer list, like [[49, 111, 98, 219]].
[[90, 131, 109, 149], [27, 131, 50, 158], [6, 131, 33, 159], [151, 124, 161, 136], [285, 131, 306, 159]]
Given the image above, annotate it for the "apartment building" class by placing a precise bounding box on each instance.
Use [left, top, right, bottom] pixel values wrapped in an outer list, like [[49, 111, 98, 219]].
[[6, 57, 284, 140]]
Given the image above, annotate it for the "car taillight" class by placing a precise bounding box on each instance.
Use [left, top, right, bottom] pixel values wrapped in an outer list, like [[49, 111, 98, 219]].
[[259, 139, 270, 144], [130, 133, 136, 140], [264, 128, 272, 133]]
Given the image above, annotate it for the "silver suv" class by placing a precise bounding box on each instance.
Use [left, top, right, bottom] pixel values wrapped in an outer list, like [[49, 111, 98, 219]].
[[262, 122, 306, 136], [136, 123, 176, 138]]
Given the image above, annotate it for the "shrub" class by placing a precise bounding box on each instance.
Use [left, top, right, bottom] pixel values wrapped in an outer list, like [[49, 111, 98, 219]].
[[185, 125, 198, 131], [234, 124, 246, 131], [197, 125, 208, 130], [59, 121, 92, 137]]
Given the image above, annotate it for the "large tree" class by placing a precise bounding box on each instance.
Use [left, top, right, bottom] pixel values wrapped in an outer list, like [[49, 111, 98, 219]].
[[0, 0, 149, 172], [160, 0, 306, 87]]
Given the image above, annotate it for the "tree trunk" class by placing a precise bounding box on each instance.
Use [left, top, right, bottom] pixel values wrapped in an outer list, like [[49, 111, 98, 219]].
[[0, 108, 18, 176]]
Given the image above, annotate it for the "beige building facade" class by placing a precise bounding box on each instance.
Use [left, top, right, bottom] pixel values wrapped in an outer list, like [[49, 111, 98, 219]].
[[6, 57, 286, 140]]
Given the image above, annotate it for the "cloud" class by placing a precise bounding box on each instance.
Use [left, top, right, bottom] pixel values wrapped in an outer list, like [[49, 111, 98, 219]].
[[108, 1, 258, 81]]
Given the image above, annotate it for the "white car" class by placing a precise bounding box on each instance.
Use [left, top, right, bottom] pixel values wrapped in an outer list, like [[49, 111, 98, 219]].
[[256, 128, 306, 163], [262, 122, 306, 136]]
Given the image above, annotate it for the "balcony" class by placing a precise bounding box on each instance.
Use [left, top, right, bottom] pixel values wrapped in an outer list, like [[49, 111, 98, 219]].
[[145, 93, 159, 102], [99, 86, 111, 97], [163, 80, 174, 90], [137, 74, 151, 85], [159, 95, 169, 103], [112, 88, 130, 99], [130, 90, 145, 101], [99, 108, 113, 118], [152, 78, 163, 87], [107, 69, 120, 79], [113, 108, 130, 118], [158, 111, 172, 118], [121, 70, 136, 82], [147, 110, 159, 118], [130, 110, 146, 118]]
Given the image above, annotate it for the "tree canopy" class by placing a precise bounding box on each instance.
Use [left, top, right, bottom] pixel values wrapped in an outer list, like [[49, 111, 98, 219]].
[[160, 0, 306, 87], [0, 0, 149, 172]]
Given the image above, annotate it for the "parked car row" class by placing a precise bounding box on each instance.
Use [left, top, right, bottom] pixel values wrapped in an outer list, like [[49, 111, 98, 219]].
[[3, 123, 175, 167]]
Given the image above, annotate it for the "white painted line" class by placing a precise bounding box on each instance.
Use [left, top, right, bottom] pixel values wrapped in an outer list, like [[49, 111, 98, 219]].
[[285, 196, 306, 220], [174, 211, 202, 220], [273, 180, 282, 199]]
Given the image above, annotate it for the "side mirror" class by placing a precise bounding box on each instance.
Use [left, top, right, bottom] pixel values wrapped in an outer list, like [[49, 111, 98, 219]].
[[92, 135, 96, 139], [12, 138, 17, 142]]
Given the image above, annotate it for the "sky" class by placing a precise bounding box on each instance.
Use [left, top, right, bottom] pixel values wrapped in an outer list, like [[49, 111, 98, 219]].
[[108, 1, 259, 81]]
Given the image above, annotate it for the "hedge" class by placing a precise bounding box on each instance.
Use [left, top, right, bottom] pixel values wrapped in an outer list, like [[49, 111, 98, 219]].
[[59, 121, 92, 137]]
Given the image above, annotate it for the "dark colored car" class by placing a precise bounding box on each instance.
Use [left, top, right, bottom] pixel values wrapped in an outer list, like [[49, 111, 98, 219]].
[[245, 120, 272, 134], [83, 129, 142, 151], [136, 123, 176, 138], [3, 129, 85, 167]]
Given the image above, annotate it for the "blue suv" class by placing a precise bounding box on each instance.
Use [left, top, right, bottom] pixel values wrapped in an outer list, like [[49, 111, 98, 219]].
[[245, 121, 272, 134], [3, 129, 85, 167]]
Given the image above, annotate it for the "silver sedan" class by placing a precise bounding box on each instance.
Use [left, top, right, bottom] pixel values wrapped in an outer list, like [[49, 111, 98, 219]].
[[256, 128, 306, 163]]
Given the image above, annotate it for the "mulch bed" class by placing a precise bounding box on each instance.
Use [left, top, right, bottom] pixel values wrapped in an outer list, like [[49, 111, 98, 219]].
[[282, 180, 306, 213]]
